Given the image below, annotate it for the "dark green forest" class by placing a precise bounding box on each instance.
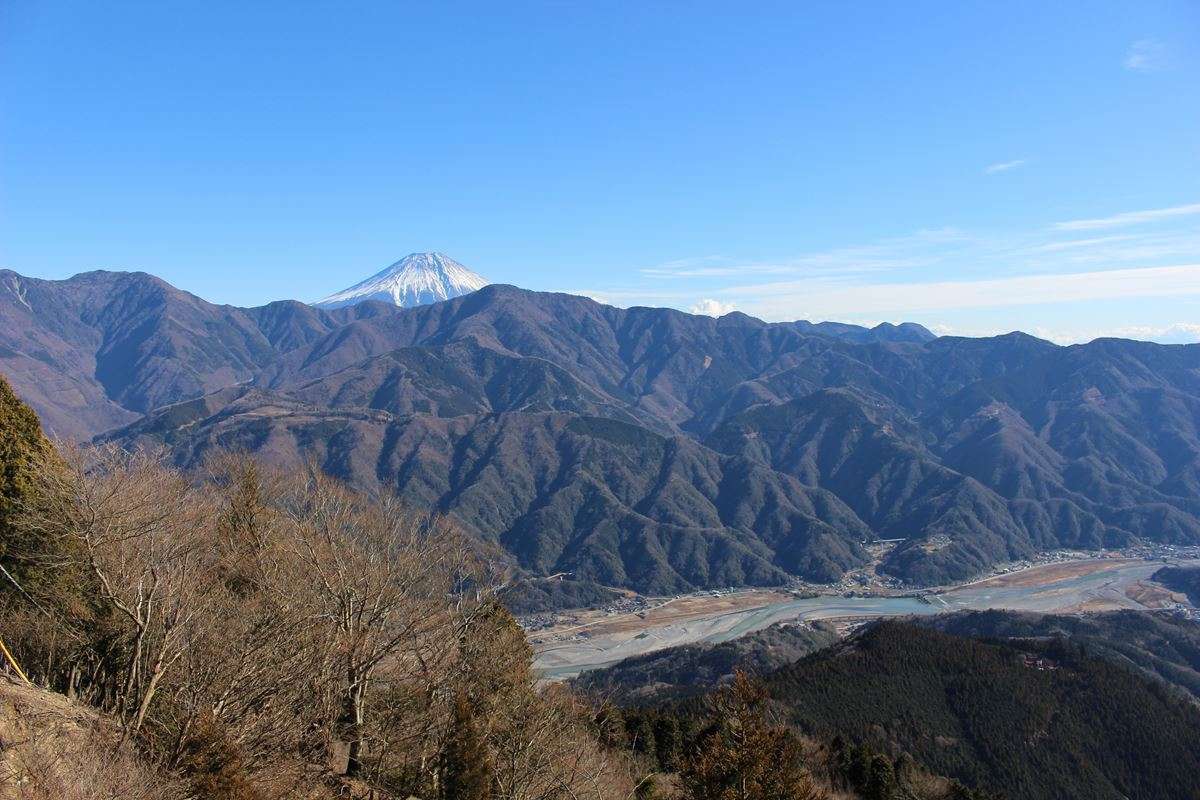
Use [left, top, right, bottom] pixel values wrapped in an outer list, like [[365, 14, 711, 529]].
[[615, 622, 1200, 800], [1154, 565, 1200, 606]]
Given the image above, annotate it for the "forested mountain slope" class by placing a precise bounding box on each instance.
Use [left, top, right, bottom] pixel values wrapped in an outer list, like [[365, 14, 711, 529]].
[[1153, 564, 1200, 605], [6, 268, 1200, 591], [572, 608, 1200, 711], [759, 622, 1200, 799], [914, 608, 1200, 703], [0, 375, 1023, 800]]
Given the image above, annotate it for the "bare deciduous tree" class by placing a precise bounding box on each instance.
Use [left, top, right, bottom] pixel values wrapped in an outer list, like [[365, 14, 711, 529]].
[[280, 470, 475, 777], [4, 446, 642, 800]]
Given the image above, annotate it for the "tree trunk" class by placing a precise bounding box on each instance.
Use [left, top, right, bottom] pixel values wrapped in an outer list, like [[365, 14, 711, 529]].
[[131, 644, 168, 735], [120, 625, 145, 724], [344, 674, 367, 777]]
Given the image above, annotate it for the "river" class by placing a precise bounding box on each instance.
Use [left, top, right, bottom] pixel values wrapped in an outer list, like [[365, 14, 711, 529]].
[[534, 558, 1197, 679]]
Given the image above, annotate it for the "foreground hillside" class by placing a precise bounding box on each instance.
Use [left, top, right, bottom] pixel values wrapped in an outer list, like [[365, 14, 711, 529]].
[[6, 269, 1200, 591], [0, 676, 185, 800], [1, 372, 1012, 800], [0, 375, 638, 798]]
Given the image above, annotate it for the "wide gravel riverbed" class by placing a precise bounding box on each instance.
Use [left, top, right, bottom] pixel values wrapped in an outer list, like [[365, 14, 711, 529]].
[[534, 558, 1198, 680]]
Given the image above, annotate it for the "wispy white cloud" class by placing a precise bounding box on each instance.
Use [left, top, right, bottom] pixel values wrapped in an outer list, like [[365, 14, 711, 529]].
[[721, 264, 1200, 319], [1089, 321, 1200, 343], [640, 228, 972, 280], [569, 265, 1200, 342], [1028, 322, 1200, 345], [553, 286, 699, 306], [1053, 202, 1200, 231], [984, 159, 1027, 174], [1025, 232, 1200, 269], [1029, 234, 1136, 252], [634, 222, 1199, 293], [640, 255, 727, 274], [1124, 38, 1171, 72], [690, 298, 737, 317], [641, 263, 797, 278], [919, 321, 1200, 345], [569, 201, 1200, 343], [1108, 322, 1200, 343]]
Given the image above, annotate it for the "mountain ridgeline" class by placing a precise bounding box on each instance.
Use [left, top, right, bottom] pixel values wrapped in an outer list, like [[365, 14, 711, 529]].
[[3, 265, 1200, 593]]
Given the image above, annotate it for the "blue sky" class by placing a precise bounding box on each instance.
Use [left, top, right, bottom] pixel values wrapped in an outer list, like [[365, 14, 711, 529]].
[[2, 1, 1198, 342]]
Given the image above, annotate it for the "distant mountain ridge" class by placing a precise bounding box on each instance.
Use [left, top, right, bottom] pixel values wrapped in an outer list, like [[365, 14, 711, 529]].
[[790, 318, 936, 344], [315, 252, 489, 309], [4, 266, 1200, 592]]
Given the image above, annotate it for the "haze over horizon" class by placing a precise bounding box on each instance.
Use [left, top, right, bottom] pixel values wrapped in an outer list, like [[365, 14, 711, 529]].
[[2, 2, 1198, 343]]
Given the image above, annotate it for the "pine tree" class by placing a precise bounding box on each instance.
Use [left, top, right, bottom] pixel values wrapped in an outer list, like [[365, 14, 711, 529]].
[[679, 672, 819, 800], [0, 375, 50, 553], [626, 714, 657, 761], [653, 714, 683, 771], [441, 694, 493, 800], [213, 457, 269, 596], [0, 373, 68, 597], [458, 602, 534, 715], [593, 701, 627, 749], [862, 753, 898, 800]]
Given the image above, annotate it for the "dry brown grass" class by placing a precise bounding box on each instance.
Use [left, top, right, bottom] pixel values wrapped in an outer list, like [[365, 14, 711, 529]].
[[971, 558, 1138, 589], [537, 589, 787, 641], [0, 676, 184, 800], [1124, 580, 1183, 608]]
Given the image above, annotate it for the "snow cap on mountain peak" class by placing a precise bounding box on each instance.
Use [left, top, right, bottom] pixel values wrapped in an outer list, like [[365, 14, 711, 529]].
[[315, 252, 489, 309]]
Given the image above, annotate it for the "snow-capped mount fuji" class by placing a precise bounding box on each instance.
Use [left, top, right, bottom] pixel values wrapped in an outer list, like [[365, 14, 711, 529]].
[[315, 252, 489, 309]]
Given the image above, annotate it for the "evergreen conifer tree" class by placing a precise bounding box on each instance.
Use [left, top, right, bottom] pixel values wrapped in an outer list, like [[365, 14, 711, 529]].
[[0, 373, 66, 597], [442, 694, 493, 800]]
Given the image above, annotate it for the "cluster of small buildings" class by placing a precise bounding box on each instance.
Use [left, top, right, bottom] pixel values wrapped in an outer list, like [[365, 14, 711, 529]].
[[519, 593, 653, 636], [1021, 653, 1059, 671]]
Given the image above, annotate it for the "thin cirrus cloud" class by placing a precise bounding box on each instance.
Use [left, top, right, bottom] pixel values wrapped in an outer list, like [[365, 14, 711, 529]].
[[1029, 234, 1136, 253], [639, 228, 971, 279], [574, 201, 1200, 342], [1054, 202, 1200, 230], [984, 159, 1027, 174], [1124, 38, 1171, 72], [1033, 322, 1200, 345], [726, 264, 1200, 319]]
